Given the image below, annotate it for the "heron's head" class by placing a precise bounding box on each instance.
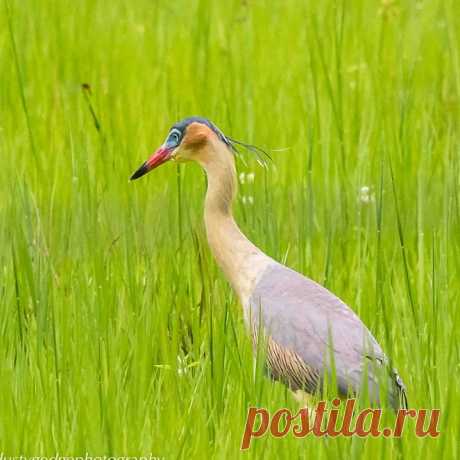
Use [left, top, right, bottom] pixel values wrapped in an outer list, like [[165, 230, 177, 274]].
[[130, 116, 233, 180]]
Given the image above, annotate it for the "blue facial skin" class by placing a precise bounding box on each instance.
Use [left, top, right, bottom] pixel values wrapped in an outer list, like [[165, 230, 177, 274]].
[[164, 129, 182, 149]]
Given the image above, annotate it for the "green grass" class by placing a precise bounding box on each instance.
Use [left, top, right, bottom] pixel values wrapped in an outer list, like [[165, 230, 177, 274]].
[[1, 0, 459, 457]]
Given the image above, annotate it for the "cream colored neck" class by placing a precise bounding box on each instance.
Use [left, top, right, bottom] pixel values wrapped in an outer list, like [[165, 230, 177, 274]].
[[198, 138, 272, 304]]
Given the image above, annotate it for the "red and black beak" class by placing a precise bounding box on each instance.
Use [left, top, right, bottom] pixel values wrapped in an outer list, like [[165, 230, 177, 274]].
[[130, 145, 173, 180]]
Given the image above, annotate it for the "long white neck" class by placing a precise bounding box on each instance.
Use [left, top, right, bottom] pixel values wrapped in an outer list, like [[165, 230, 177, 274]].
[[198, 138, 272, 304]]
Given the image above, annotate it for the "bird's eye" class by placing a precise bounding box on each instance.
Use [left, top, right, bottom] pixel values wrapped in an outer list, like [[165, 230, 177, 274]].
[[167, 130, 181, 146]]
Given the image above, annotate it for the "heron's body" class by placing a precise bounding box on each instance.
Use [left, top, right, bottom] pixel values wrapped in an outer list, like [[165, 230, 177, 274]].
[[131, 116, 407, 409]]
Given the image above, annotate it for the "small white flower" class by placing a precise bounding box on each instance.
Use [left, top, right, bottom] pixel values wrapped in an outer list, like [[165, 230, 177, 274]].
[[358, 185, 375, 204], [239, 172, 255, 184], [241, 195, 254, 205]]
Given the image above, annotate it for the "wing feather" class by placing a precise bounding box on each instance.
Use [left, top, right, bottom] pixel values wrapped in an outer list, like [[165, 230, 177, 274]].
[[248, 263, 407, 409]]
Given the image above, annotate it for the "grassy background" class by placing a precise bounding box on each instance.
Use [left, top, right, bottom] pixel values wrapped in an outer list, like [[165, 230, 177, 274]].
[[1, 0, 459, 457]]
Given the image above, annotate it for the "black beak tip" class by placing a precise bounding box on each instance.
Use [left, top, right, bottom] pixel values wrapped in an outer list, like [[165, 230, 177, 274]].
[[130, 162, 148, 181]]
